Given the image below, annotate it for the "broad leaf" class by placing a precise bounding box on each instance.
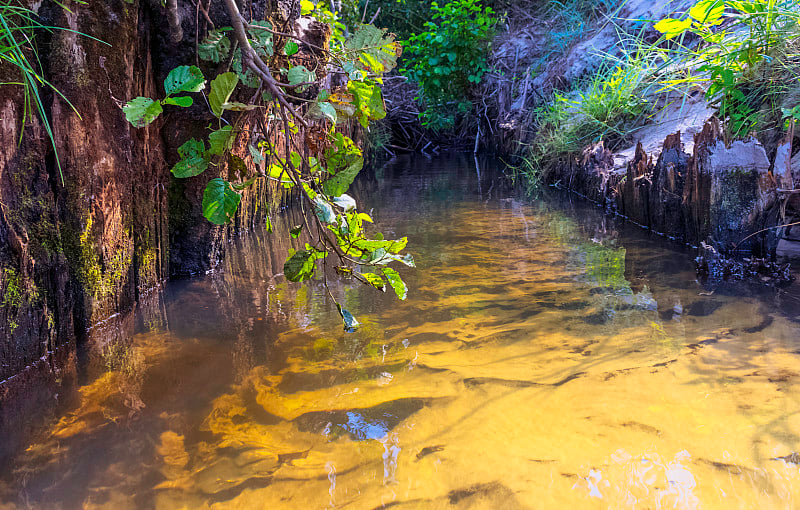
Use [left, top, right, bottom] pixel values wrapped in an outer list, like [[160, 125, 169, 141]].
[[164, 65, 205, 96], [199, 30, 231, 63], [287, 65, 315, 92], [322, 133, 363, 196], [162, 96, 193, 107], [313, 197, 336, 223], [249, 144, 264, 164], [248, 21, 274, 57], [381, 267, 407, 300], [300, 0, 315, 15], [209, 72, 239, 118], [654, 17, 693, 39], [309, 101, 337, 123], [208, 126, 234, 156], [171, 138, 208, 178], [345, 25, 402, 74], [123, 97, 163, 127], [229, 154, 248, 179], [347, 80, 386, 128], [360, 272, 386, 291], [689, 0, 724, 25], [353, 237, 408, 254], [284, 246, 327, 282], [222, 102, 260, 111], [284, 41, 299, 56], [202, 178, 241, 225], [332, 194, 357, 211]]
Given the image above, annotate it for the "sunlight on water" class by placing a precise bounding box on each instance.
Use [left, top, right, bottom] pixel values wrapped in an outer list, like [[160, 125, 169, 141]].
[[3, 155, 800, 509]]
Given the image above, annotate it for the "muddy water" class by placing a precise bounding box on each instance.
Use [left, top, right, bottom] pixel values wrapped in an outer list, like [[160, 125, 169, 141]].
[[3, 154, 800, 509]]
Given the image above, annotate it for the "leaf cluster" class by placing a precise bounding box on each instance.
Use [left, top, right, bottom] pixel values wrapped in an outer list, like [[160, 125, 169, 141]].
[[121, 1, 409, 331], [401, 0, 497, 129]]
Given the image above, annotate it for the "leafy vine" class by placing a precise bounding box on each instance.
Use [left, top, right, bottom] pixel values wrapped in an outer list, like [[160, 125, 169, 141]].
[[122, 0, 408, 331]]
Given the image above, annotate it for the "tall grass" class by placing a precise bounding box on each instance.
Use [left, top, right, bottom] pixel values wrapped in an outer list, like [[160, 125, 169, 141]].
[[0, 2, 97, 184], [519, 0, 800, 186]]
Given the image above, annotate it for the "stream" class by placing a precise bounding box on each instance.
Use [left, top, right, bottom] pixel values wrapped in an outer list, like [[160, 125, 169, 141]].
[[3, 154, 800, 509]]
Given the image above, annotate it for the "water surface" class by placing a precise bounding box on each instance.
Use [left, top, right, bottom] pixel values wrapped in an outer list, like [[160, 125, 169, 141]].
[[3, 155, 800, 509]]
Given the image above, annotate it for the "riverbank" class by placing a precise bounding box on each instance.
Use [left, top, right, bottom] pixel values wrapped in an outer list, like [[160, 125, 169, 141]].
[[467, 1, 800, 262]]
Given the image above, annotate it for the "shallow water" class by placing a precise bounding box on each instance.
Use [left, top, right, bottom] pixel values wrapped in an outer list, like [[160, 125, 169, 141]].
[[3, 155, 800, 509]]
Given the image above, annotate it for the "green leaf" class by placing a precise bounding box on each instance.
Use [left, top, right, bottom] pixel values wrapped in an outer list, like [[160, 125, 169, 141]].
[[284, 246, 327, 282], [171, 138, 208, 178], [284, 41, 299, 56], [381, 267, 407, 300], [209, 72, 239, 118], [367, 249, 416, 267], [313, 197, 336, 223], [360, 272, 386, 291], [202, 178, 241, 225], [229, 154, 248, 179], [265, 215, 273, 233], [689, 0, 724, 25], [309, 101, 337, 123], [353, 237, 408, 254], [322, 158, 363, 196], [653, 17, 693, 39], [208, 126, 234, 156], [248, 21, 274, 57], [123, 97, 163, 127], [322, 133, 364, 196], [336, 303, 360, 332], [347, 80, 386, 128], [199, 30, 231, 63], [345, 24, 402, 74], [290, 225, 303, 238], [287, 65, 315, 92], [162, 96, 193, 107], [232, 48, 261, 88], [164, 65, 205, 96]]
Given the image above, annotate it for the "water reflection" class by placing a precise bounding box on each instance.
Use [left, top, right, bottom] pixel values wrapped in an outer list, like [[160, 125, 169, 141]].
[[2, 154, 800, 509]]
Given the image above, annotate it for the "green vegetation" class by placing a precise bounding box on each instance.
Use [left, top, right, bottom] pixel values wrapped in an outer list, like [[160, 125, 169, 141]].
[[518, 0, 800, 184], [401, 0, 498, 130], [123, 0, 412, 331], [0, 1, 100, 184]]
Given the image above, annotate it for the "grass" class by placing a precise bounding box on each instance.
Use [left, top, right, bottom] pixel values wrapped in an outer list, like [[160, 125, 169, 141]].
[[517, 0, 800, 187], [0, 1, 99, 184]]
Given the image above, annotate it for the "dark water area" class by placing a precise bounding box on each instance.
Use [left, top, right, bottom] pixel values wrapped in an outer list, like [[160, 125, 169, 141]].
[[3, 154, 800, 509]]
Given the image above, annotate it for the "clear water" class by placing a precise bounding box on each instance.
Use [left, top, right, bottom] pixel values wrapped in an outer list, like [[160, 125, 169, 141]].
[[3, 154, 800, 509]]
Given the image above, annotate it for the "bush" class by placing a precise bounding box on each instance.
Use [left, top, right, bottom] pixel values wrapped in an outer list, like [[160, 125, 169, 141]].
[[401, 0, 498, 129]]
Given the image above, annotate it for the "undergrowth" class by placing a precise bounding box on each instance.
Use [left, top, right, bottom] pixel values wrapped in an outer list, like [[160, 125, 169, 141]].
[[517, 0, 800, 186]]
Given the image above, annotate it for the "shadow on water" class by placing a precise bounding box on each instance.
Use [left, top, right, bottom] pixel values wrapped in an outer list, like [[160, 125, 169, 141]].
[[3, 154, 800, 508]]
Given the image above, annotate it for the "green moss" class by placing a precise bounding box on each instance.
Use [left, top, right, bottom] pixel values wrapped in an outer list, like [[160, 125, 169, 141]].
[[1, 267, 38, 333], [73, 216, 132, 299]]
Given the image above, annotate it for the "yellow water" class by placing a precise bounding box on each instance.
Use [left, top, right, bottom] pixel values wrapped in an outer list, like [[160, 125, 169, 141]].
[[3, 156, 800, 509]]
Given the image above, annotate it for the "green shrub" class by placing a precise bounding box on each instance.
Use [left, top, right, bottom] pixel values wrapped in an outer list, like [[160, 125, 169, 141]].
[[401, 0, 498, 129]]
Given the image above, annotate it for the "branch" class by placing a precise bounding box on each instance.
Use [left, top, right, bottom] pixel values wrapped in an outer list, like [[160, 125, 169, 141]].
[[221, 0, 308, 128]]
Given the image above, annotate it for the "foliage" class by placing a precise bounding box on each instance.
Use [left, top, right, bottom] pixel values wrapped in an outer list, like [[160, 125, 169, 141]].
[[654, 0, 800, 139], [122, 0, 411, 330], [519, 0, 800, 186], [401, 0, 497, 130], [0, 2, 98, 184]]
